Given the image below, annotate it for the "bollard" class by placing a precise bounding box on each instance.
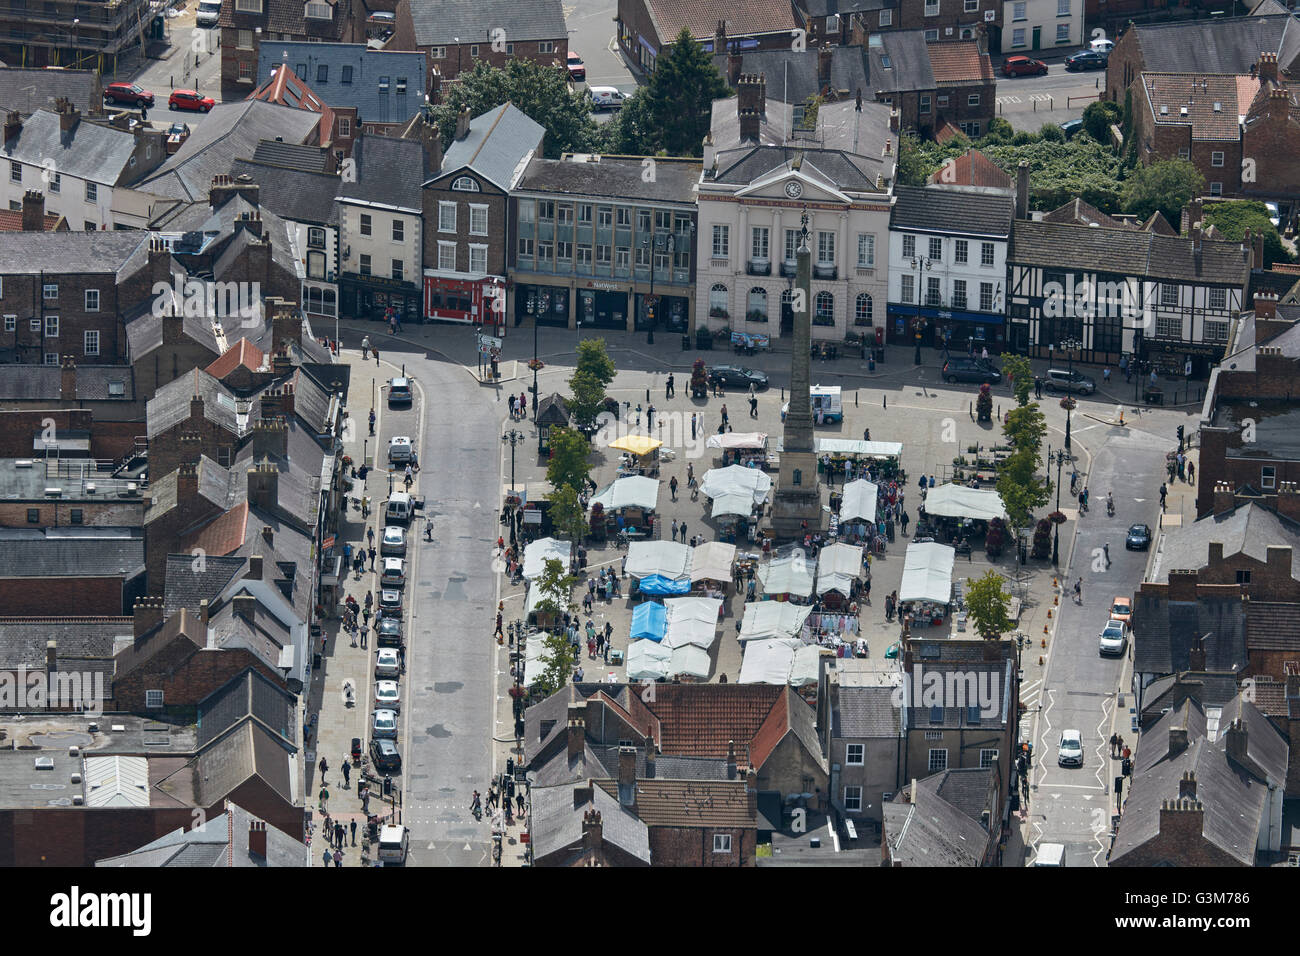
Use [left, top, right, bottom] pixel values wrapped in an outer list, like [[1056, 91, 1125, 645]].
[[969, 401, 973, 419], [1053, 594, 1058, 606], [1039, 655, 1044, 665], [1047, 608, 1052, 619], [883, 395, 887, 409], [855, 391, 859, 407]]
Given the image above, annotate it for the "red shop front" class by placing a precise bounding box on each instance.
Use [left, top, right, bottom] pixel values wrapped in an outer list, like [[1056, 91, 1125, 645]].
[[424, 275, 506, 328]]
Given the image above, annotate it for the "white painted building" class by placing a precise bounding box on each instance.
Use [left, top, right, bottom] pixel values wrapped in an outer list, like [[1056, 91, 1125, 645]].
[[697, 79, 896, 343], [1002, 0, 1083, 54]]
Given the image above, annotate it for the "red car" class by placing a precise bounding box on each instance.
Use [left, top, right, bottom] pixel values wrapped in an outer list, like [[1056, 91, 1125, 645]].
[[104, 81, 154, 107], [567, 50, 585, 82], [1002, 55, 1048, 77], [169, 89, 215, 113]]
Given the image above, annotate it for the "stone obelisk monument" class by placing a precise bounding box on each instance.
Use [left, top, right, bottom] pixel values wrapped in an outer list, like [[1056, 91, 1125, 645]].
[[770, 211, 825, 540]]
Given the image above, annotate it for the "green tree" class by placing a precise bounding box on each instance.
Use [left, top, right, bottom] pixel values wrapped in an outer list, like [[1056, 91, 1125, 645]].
[[642, 28, 730, 157], [1121, 158, 1204, 227], [602, 87, 658, 155], [998, 403, 1050, 538], [1000, 353, 1034, 406], [800, 93, 826, 130], [566, 370, 607, 432], [546, 426, 591, 493], [1039, 122, 1065, 143], [1121, 88, 1133, 143], [982, 117, 1015, 145], [1082, 100, 1121, 145], [964, 570, 1014, 639], [980, 137, 1124, 212], [426, 59, 601, 159], [1003, 403, 1047, 458], [531, 557, 577, 696], [897, 132, 970, 186], [548, 484, 588, 543], [534, 631, 576, 696], [575, 338, 616, 388], [1201, 199, 1295, 267]]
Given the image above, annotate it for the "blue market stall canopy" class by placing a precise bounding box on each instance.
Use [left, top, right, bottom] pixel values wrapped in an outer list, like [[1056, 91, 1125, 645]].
[[631, 600, 668, 641], [637, 574, 691, 596]]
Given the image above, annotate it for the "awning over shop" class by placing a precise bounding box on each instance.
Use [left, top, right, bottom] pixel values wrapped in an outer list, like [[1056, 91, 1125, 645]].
[[523, 537, 572, 580], [630, 600, 667, 641], [816, 543, 862, 597], [706, 432, 768, 450], [590, 475, 660, 511], [923, 483, 1007, 522], [608, 434, 662, 456], [690, 540, 737, 582], [758, 552, 816, 598], [739, 601, 813, 641], [626, 639, 671, 681], [637, 574, 691, 596], [899, 542, 955, 604], [816, 439, 904, 458], [839, 479, 879, 523], [625, 540, 691, 579]]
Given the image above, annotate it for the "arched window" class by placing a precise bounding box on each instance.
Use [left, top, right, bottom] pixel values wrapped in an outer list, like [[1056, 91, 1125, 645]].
[[814, 291, 835, 326], [709, 283, 729, 317], [855, 292, 874, 327], [747, 287, 768, 322], [793, 468, 802, 486]]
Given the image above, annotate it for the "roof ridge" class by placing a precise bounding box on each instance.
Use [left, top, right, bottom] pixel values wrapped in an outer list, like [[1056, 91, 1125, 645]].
[[467, 103, 511, 166]]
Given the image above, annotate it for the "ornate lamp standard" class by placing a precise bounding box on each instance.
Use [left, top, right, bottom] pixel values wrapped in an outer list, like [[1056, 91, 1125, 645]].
[[909, 255, 933, 365]]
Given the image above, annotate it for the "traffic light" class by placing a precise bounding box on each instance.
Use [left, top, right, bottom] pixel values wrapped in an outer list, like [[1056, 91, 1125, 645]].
[[1176, 424, 1184, 449]]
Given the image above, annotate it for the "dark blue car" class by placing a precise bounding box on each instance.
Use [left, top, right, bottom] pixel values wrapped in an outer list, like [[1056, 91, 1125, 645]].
[[1126, 523, 1152, 551], [1065, 49, 1108, 72]]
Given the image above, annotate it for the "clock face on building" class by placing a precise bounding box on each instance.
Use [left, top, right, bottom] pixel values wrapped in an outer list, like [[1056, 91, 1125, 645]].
[[784, 181, 803, 199]]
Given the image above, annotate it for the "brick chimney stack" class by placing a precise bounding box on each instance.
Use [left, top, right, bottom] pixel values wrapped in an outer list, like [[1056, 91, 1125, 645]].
[[567, 702, 586, 761], [1157, 797, 1204, 843], [1224, 717, 1250, 768], [60, 355, 76, 402], [56, 97, 79, 135], [248, 819, 267, 859], [455, 107, 471, 141], [210, 173, 261, 210], [4, 110, 20, 141], [1178, 770, 1197, 800], [1168, 724, 1189, 756], [133, 596, 165, 638], [247, 555, 263, 580], [581, 808, 603, 864], [246, 461, 280, 511], [737, 73, 766, 117], [177, 461, 199, 501], [21, 190, 44, 231], [818, 46, 833, 93], [272, 307, 302, 351], [1257, 51, 1279, 85], [1276, 481, 1300, 523], [251, 416, 288, 460], [617, 745, 637, 807], [1212, 481, 1235, 516], [726, 739, 737, 779], [1016, 161, 1030, 219]]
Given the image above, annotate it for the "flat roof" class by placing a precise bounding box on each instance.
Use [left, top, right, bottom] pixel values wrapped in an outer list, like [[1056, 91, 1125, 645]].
[[1211, 400, 1300, 461], [0, 458, 147, 501]]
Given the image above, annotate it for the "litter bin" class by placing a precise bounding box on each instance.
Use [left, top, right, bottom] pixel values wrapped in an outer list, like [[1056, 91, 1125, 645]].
[[875, 346, 885, 362], [681, 334, 690, 351], [696, 329, 713, 350], [383, 775, 393, 796], [313, 652, 322, 670]]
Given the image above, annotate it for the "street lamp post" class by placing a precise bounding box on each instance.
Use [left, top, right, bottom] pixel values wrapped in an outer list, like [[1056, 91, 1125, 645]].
[[1051, 449, 1065, 565], [528, 294, 538, 418], [502, 430, 523, 495], [1059, 336, 1082, 452], [910, 256, 932, 365]]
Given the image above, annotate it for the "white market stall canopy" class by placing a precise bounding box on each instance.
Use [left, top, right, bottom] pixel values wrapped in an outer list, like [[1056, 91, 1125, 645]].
[[523, 537, 572, 580], [690, 541, 737, 582], [924, 483, 1007, 522], [521, 632, 551, 688], [590, 475, 660, 511], [758, 552, 816, 598], [668, 644, 711, 680], [738, 638, 822, 686], [706, 432, 768, 450], [899, 542, 955, 605], [816, 543, 862, 597], [739, 601, 813, 641], [626, 639, 672, 681], [625, 540, 691, 580], [838, 479, 879, 523], [816, 439, 904, 459], [662, 595, 722, 649], [711, 493, 757, 519], [700, 465, 773, 505]]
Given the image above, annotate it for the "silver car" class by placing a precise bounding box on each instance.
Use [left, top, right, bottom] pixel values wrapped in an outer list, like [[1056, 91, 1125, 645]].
[[371, 708, 399, 740], [381, 525, 406, 557]]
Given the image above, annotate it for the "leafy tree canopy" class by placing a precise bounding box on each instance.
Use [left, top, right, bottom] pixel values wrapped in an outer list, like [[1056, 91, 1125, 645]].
[[1201, 199, 1294, 267], [1121, 158, 1204, 228], [965, 570, 1014, 639]]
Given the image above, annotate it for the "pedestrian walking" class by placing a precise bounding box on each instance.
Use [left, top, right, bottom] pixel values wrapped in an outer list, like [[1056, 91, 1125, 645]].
[[1103, 367, 1111, 384], [647, 404, 655, 429], [670, 475, 679, 501], [367, 527, 375, 548], [368, 408, 376, 436], [671, 519, 679, 541], [495, 611, 504, 637], [634, 402, 642, 426], [1074, 577, 1083, 604], [333, 848, 343, 867], [335, 822, 344, 848], [679, 520, 687, 542], [749, 396, 758, 418], [516, 791, 526, 815], [323, 847, 332, 867], [318, 757, 328, 782], [666, 374, 675, 398], [900, 511, 909, 534], [361, 335, 371, 359], [373, 347, 380, 367], [720, 404, 729, 427], [690, 413, 697, 441], [368, 546, 376, 570], [1159, 482, 1167, 511], [1109, 733, 1119, 758], [1187, 460, 1194, 484], [508, 394, 516, 419], [342, 761, 351, 787], [1122, 743, 1131, 761], [359, 625, 368, 649], [1034, 376, 1043, 399], [350, 820, 357, 846]]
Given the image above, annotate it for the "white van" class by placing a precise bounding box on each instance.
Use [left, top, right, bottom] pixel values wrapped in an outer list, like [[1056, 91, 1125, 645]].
[[385, 492, 414, 525], [781, 386, 844, 424], [196, 0, 222, 27], [589, 86, 625, 110], [377, 824, 409, 864], [1034, 842, 1066, 866]]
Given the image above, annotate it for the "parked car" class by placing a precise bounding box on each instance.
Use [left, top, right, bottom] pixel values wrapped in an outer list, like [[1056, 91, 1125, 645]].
[[105, 82, 154, 107], [380, 556, 406, 589], [1003, 55, 1048, 77], [168, 89, 214, 112], [1126, 523, 1152, 551], [1044, 368, 1096, 394], [588, 86, 626, 110], [387, 376, 412, 405], [567, 50, 586, 82], [1058, 729, 1084, 767], [1064, 49, 1108, 71], [1099, 619, 1128, 656], [1090, 37, 1114, 54], [370, 737, 401, 773], [388, 436, 414, 465], [381, 525, 406, 557], [376, 647, 401, 678], [1059, 118, 1083, 139], [708, 365, 769, 389], [942, 357, 1002, 385], [375, 616, 402, 647], [374, 679, 401, 711], [378, 588, 403, 615], [371, 708, 399, 739], [1109, 596, 1132, 624]]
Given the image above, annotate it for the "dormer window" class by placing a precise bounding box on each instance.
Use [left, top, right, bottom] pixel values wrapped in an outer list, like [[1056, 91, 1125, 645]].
[[378, 76, 390, 93], [234, 0, 261, 12], [304, 0, 331, 18], [395, 77, 407, 94]]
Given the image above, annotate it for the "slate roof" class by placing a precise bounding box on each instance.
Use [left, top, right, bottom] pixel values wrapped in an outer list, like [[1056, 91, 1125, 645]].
[[228, 421, 330, 534], [926, 41, 994, 86], [641, 0, 797, 41], [1153, 504, 1300, 583], [245, 66, 336, 142], [1246, 601, 1300, 652], [96, 802, 308, 867], [0, 109, 139, 186], [516, 156, 699, 204], [0, 527, 144, 578], [285, 366, 337, 435], [712, 46, 867, 104], [145, 455, 229, 524], [126, 308, 223, 363], [883, 769, 994, 866], [0, 617, 129, 671], [1009, 221, 1252, 284], [1141, 72, 1258, 142], [0, 364, 135, 401], [197, 668, 297, 749], [867, 31, 934, 94], [138, 100, 323, 202], [0, 230, 149, 274], [439, 104, 546, 192], [407, 0, 566, 46], [163, 554, 247, 618], [834, 684, 902, 738], [337, 133, 422, 210], [926, 148, 1011, 188], [1122, 13, 1300, 76], [1132, 587, 1249, 675], [229, 159, 341, 225], [0, 67, 102, 117], [195, 720, 297, 808], [1040, 197, 1128, 229], [147, 368, 242, 438], [531, 781, 650, 864], [593, 777, 756, 828], [255, 42, 426, 127], [249, 138, 330, 172], [890, 184, 1013, 237]]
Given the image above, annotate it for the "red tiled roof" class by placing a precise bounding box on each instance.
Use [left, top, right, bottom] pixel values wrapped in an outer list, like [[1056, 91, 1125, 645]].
[[927, 148, 1011, 188], [181, 502, 251, 558], [1268, 262, 1300, 274], [644, 0, 797, 42], [0, 210, 64, 231], [748, 687, 790, 768], [644, 684, 782, 763], [1142, 72, 1257, 141], [205, 338, 267, 380], [926, 41, 995, 86], [593, 778, 755, 828], [934, 119, 964, 143]]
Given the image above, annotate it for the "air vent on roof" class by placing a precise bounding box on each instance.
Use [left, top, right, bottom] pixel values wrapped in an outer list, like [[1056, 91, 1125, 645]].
[[85, 482, 96, 494], [125, 483, 139, 496], [34, 757, 54, 770], [1180, 106, 1188, 115], [111, 724, 125, 733], [1160, 105, 1168, 115], [44, 487, 61, 497], [70, 771, 81, 784], [1213, 102, 1222, 112], [68, 745, 79, 756], [15, 459, 32, 468], [73, 795, 83, 805], [87, 722, 98, 732]]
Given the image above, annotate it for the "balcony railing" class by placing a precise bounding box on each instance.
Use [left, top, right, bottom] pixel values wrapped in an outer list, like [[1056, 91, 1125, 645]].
[[780, 261, 797, 278], [746, 258, 771, 276], [813, 264, 838, 280]]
